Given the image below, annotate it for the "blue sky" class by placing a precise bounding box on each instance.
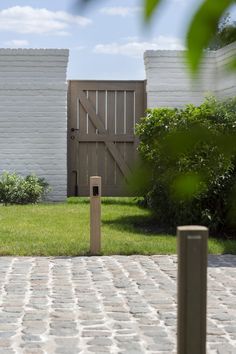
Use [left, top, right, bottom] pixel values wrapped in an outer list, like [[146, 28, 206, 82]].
[[0, 0, 235, 79]]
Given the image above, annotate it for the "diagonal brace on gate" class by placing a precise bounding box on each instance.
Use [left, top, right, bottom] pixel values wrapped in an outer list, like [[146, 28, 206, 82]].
[[78, 90, 131, 179]]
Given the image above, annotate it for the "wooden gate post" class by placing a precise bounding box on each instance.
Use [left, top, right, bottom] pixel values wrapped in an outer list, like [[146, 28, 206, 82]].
[[177, 225, 208, 354], [90, 176, 102, 255]]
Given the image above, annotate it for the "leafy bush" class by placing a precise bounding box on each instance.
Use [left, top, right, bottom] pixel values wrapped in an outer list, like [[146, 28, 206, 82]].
[[0, 172, 50, 205], [135, 96, 236, 235]]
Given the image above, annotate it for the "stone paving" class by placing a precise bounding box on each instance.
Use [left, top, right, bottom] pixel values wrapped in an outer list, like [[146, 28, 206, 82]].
[[0, 255, 235, 354]]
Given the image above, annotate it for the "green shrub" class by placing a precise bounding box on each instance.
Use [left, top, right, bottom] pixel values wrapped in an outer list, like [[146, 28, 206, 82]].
[[0, 172, 50, 205], [135, 96, 236, 235]]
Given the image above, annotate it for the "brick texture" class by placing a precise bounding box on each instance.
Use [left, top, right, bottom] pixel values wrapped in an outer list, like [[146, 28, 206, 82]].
[[0, 49, 69, 201], [144, 42, 236, 108]]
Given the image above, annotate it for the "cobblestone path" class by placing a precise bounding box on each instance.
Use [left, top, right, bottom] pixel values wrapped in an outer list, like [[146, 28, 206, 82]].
[[0, 255, 235, 354]]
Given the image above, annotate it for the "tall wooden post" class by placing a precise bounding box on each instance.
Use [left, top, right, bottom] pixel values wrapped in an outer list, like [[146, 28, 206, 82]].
[[90, 176, 101, 255], [177, 225, 208, 354]]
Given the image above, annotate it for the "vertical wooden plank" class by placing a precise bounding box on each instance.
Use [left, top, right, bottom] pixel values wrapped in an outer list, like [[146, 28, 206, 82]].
[[135, 82, 145, 125], [116, 90, 125, 193], [125, 90, 135, 172], [106, 91, 116, 192], [126, 91, 135, 135], [87, 90, 97, 180], [67, 81, 79, 196], [67, 81, 73, 196], [87, 90, 97, 135], [78, 86, 88, 192], [133, 82, 145, 163], [97, 90, 106, 190], [105, 89, 108, 130]]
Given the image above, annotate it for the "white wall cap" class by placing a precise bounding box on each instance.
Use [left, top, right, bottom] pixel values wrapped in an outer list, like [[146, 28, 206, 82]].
[[0, 48, 69, 56]]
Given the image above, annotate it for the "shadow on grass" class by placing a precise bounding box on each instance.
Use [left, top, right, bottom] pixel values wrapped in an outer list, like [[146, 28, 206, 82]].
[[220, 241, 236, 257], [103, 214, 175, 236], [102, 198, 140, 206], [67, 197, 140, 207], [67, 197, 89, 204]]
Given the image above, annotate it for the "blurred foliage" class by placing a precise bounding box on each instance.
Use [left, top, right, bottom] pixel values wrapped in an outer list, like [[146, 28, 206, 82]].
[[144, 0, 161, 21], [208, 13, 236, 50], [75, 0, 236, 73], [75, 1, 236, 234], [186, 0, 234, 73], [134, 97, 236, 235]]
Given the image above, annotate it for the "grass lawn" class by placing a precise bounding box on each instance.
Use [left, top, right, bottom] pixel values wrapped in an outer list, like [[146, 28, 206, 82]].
[[0, 197, 235, 256]]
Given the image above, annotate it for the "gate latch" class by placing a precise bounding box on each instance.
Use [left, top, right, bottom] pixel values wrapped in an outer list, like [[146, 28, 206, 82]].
[[71, 128, 79, 132]]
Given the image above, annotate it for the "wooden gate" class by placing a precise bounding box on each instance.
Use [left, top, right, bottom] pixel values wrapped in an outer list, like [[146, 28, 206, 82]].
[[68, 80, 146, 196]]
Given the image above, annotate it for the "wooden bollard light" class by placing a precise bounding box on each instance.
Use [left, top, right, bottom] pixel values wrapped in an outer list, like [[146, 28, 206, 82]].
[[177, 225, 208, 354], [90, 176, 101, 255]]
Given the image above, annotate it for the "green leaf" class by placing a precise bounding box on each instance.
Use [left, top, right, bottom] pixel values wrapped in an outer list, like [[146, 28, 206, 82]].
[[144, 0, 163, 21], [172, 173, 204, 200], [186, 0, 234, 73]]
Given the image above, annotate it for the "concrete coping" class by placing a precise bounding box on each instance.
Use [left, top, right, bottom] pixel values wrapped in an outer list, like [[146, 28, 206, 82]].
[[0, 48, 69, 56]]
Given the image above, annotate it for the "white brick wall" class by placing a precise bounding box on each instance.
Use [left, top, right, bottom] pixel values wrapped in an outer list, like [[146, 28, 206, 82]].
[[144, 42, 236, 108], [0, 49, 69, 201]]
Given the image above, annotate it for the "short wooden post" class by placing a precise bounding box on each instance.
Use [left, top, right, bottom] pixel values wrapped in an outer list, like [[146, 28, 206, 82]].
[[177, 225, 208, 354], [90, 176, 101, 255]]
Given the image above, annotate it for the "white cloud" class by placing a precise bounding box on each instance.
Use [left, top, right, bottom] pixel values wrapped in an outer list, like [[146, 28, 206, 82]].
[[94, 36, 185, 58], [100, 6, 142, 17], [0, 6, 92, 35], [4, 39, 29, 47]]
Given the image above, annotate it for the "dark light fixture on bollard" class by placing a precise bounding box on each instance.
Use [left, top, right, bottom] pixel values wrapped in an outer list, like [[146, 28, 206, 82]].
[[177, 225, 208, 354]]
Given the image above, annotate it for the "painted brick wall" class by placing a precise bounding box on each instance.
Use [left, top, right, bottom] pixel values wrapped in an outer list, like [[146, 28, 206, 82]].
[[0, 49, 69, 201], [216, 43, 236, 98], [144, 42, 236, 108]]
